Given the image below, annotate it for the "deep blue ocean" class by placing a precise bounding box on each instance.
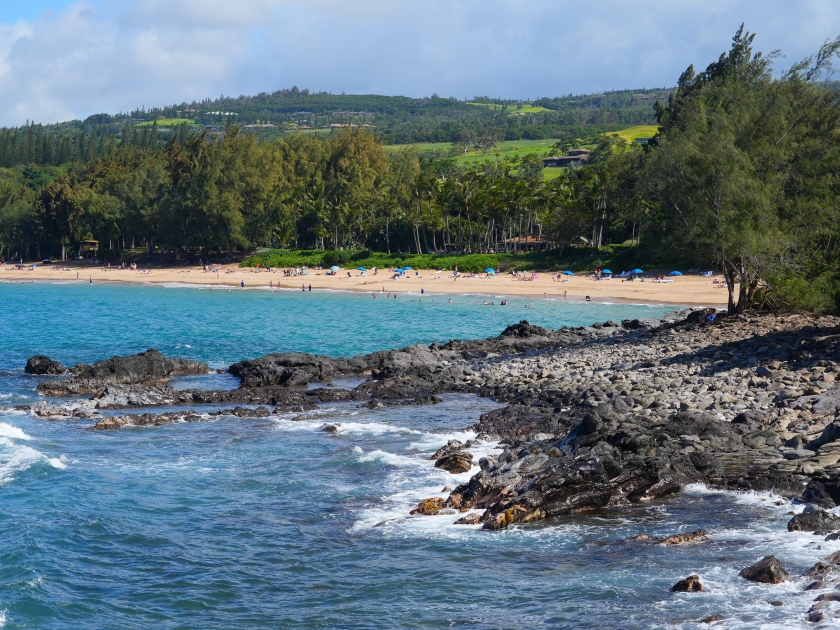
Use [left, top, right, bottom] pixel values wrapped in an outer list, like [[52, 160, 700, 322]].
[[0, 282, 830, 628]]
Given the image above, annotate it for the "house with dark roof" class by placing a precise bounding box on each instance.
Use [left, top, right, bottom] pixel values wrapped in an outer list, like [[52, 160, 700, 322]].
[[542, 148, 590, 168]]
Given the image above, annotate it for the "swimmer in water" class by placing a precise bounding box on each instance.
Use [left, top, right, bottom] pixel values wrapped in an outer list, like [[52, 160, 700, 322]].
[[448, 298, 452, 303], [585, 295, 591, 301]]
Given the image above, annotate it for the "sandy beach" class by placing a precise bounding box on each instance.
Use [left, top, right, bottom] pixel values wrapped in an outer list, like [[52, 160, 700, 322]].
[[0, 262, 731, 306]]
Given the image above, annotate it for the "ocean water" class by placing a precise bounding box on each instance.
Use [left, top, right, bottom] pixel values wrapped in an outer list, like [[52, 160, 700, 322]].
[[0, 282, 832, 628]]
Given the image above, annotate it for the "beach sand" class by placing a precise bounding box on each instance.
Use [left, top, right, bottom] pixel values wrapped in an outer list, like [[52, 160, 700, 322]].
[[0, 263, 731, 307]]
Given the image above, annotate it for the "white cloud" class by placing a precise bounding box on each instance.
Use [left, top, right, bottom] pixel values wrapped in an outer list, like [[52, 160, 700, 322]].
[[1, 0, 839, 126]]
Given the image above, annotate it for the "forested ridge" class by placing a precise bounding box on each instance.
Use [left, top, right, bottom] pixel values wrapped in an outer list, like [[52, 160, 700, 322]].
[[0, 87, 666, 169], [1, 27, 840, 314]]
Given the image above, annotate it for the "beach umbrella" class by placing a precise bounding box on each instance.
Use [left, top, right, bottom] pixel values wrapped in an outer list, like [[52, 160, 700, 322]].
[[631, 268, 644, 274], [484, 268, 496, 274], [562, 270, 574, 276], [329, 266, 340, 272], [403, 266, 413, 271], [601, 269, 612, 274], [357, 267, 366, 271], [669, 271, 682, 276]]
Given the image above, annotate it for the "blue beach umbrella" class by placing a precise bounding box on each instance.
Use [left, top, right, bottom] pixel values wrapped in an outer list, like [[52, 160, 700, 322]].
[[403, 266, 413, 271], [357, 267, 366, 271], [330, 266, 340, 272], [669, 271, 682, 276], [631, 268, 644, 274], [484, 268, 496, 274], [601, 269, 612, 274], [562, 270, 574, 276]]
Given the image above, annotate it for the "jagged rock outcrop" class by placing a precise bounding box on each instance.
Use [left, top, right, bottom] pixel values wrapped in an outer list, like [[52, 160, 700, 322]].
[[35, 349, 209, 395], [25, 355, 68, 375], [229, 352, 368, 387], [788, 509, 840, 532]]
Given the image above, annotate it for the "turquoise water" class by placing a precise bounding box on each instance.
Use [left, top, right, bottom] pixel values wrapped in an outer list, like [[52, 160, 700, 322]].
[[0, 283, 826, 628]]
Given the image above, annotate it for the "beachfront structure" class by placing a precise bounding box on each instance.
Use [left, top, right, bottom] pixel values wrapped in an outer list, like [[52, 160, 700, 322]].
[[503, 236, 554, 251], [542, 148, 590, 168]]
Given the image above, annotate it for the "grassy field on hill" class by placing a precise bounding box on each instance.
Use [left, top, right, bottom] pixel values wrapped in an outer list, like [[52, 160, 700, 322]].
[[136, 118, 195, 127], [608, 125, 658, 143], [466, 102, 553, 114], [385, 139, 582, 180]]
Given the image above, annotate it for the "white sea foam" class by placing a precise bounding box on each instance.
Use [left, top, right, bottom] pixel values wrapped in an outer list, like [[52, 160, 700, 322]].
[[47, 456, 68, 469], [358, 449, 422, 468], [0, 422, 32, 440], [0, 609, 6, 628], [0, 436, 65, 484]]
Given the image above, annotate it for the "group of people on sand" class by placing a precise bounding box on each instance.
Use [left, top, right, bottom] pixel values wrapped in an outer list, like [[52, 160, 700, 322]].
[[512, 271, 538, 281]]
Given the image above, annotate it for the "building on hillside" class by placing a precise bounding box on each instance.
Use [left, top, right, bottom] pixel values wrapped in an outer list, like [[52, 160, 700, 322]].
[[542, 148, 590, 168], [327, 123, 375, 130]]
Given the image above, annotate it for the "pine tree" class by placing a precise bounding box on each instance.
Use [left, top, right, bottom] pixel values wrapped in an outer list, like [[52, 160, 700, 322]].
[[120, 122, 131, 148]]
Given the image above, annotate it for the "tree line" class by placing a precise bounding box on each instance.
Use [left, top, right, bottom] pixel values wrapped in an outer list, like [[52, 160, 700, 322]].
[[1, 26, 839, 314]]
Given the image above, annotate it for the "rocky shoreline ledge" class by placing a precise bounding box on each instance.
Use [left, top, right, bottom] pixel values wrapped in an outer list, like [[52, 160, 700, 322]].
[[15, 308, 840, 620], [20, 309, 840, 520]]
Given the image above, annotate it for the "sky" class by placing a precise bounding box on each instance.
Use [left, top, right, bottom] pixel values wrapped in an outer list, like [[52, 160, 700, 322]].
[[1, 0, 840, 127]]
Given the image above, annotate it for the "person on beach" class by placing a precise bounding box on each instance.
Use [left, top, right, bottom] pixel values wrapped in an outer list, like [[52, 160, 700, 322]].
[[270, 280, 273, 289], [89, 277, 92, 284], [241, 280, 245, 288], [421, 288, 424, 295], [544, 293, 547, 299], [585, 295, 591, 301], [563, 290, 567, 300], [308, 284, 311, 291]]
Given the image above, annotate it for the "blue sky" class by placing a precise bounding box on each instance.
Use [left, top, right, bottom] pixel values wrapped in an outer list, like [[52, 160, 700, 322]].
[[0, 0, 74, 22], [1, 0, 840, 127]]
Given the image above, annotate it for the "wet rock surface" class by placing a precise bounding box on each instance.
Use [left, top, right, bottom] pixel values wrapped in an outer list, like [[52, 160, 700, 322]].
[[434, 452, 473, 474], [739, 555, 790, 584], [672, 574, 704, 592]]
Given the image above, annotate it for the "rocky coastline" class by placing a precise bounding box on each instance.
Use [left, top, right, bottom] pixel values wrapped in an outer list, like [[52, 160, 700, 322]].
[[16, 307, 840, 620]]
